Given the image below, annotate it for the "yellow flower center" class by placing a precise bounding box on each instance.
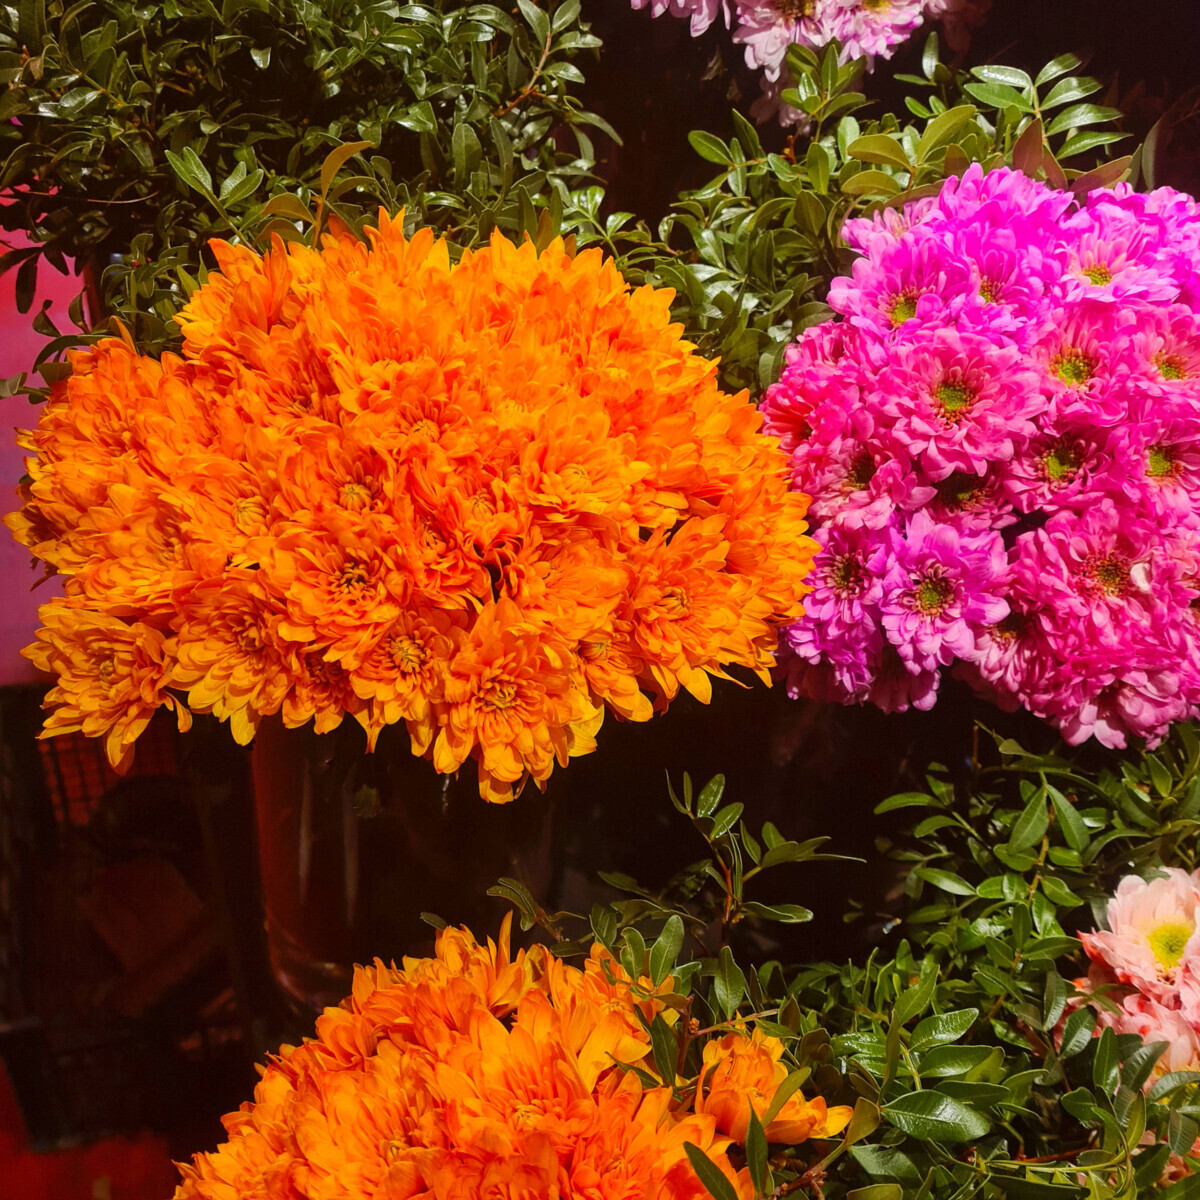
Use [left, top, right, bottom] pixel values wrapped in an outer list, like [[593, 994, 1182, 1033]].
[[829, 554, 864, 595], [1042, 441, 1080, 483], [1147, 444, 1180, 481], [410, 418, 439, 440], [339, 480, 374, 511], [1148, 921, 1193, 971], [232, 496, 267, 534], [887, 291, 919, 328], [1157, 354, 1187, 381], [661, 587, 690, 614], [1053, 348, 1096, 387], [483, 679, 520, 710], [915, 575, 953, 614], [936, 472, 983, 510], [978, 278, 1000, 303], [390, 635, 426, 673], [772, 0, 815, 16], [933, 381, 974, 421], [844, 452, 876, 491], [1084, 263, 1112, 286], [1086, 555, 1128, 597], [339, 561, 370, 594]]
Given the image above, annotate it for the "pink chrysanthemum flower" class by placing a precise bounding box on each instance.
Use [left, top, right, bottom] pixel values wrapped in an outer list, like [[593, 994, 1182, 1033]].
[[783, 519, 895, 699], [866, 644, 939, 712], [1098, 992, 1200, 1080], [828, 228, 975, 336], [872, 325, 1046, 480], [924, 468, 1016, 534], [1033, 302, 1144, 427], [1123, 304, 1200, 393], [630, 0, 729, 35], [1103, 407, 1200, 527], [1082, 870, 1200, 1006], [821, 0, 925, 63], [1004, 424, 1114, 515], [732, 0, 828, 80], [880, 511, 1008, 671], [1063, 205, 1182, 306]]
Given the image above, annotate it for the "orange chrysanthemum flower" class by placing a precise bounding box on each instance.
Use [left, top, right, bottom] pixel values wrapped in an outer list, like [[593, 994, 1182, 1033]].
[[8, 216, 817, 799], [696, 1027, 854, 1144], [173, 918, 839, 1200]]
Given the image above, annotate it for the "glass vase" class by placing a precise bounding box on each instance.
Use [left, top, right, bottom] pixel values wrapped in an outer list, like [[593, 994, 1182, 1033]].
[[250, 717, 553, 1014]]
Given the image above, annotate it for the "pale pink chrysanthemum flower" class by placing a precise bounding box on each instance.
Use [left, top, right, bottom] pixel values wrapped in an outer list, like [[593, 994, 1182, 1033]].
[[1081, 870, 1200, 1005], [630, 0, 729, 35]]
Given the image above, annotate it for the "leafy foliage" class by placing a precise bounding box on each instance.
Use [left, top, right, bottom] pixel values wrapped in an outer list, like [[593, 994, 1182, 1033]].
[[2, 12, 1130, 403], [0, 0, 607, 363], [587, 37, 1133, 395], [491, 723, 1200, 1198]]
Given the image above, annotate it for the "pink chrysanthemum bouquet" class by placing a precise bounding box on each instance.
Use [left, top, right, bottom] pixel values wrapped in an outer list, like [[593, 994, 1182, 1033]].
[[764, 164, 1200, 749]]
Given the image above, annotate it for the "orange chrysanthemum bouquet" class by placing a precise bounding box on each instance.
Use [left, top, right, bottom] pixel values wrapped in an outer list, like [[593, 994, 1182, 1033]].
[[174, 916, 851, 1200], [8, 216, 816, 800]]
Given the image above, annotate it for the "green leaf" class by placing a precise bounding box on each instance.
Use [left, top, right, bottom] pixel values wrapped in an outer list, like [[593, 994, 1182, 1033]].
[[916, 105, 974, 162], [1040, 877, 1083, 907], [1059, 1006, 1095, 1058], [713, 945, 746, 1020], [649, 1014, 677, 1083], [709, 802, 744, 840], [876, 792, 937, 813], [894, 963, 939, 1025], [689, 130, 732, 166], [1035, 52, 1085, 87], [1040, 76, 1103, 110], [883, 1091, 990, 1141], [260, 193, 315, 223], [1149, 1070, 1200, 1101], [914, 868, 976, 897], [590, 903, 617, 951], [517, 0, 550, 44], [847, 134, 911, 170], [910, 1008, 978, 1053], [841, 169, 902, 198], [649, 915, 684, 986], [1044, 103, 1123, 137], [760, 1066, 810, 1128], [1169, 1109, 1200, 1157], [740, 902, 814, 924], [1046, 784, 1089, 851], [696, 775, 726, 819], [1008, 787, 1049, 852], [1092, 1026, 1119, 1095], [963, 81, 1035, 113], [745, 1106, 770, 1195], [165, 147, 213, 196], [918, 1044, 995, 1077], [620, 927, 646, 981], [990, 1179, 1087, 1199], [848, 1188, 903, 1200], [683, 1142, 739, 1200], [320, 140, 373, 197], [805, 141, 830, 195], [973, 65, 1033, 91]]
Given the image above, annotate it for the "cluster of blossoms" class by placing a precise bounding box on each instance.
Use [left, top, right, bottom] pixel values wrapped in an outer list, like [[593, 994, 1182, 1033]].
[[7, 218, 815, 802], [174, 917, 852, 1199], [630, 0, 990, 123], [763, 164, 1200, 749], [1076, 871, 1200, 1175]]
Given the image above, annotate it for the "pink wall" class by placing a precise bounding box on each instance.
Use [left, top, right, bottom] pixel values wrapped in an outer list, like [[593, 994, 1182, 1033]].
[[0, 241, 73, 685]]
